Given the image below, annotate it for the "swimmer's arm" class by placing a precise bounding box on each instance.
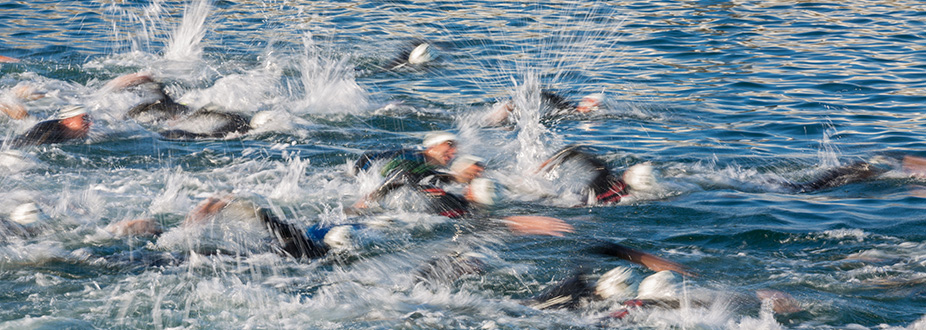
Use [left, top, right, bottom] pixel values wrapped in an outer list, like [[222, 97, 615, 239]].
[[589, 241, 696, 277], [183, 195, 233, 226], [12, 83, 45, 101], [501, 215, 574, 237], [535, 145, 590, 174], [0, 101, 29, 120], [102, 72, 156, 92]]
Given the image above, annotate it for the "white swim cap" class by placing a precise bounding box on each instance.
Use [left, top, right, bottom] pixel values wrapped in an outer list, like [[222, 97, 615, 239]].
[[408, 43, 433, 65], [469, 178, 497, 205], [595, 266, 640, 299], [422, 131, 456, 148], [249, 111, 274, 130], [450, 155, 485, 175], [56, 105, 87, 120], [324, 225, 354, 250], [636, 270, 680, 300], [623, 163, 656, 192], [11, 202, 48, 226]]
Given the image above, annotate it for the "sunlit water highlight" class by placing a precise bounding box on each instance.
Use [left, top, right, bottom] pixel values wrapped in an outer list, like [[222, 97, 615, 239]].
[[1, 0, 925, 329]]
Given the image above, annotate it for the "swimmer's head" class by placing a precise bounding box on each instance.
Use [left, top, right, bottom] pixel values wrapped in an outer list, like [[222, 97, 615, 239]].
[[576, 93, 604, 113], [451, 155, 485, 183], [468, 178, 497, 205], [636, 270, 681, 300], [595, 266, 640, 300], [323, 225, 355, 251], [408, 43, 434, 65], [57, 105, 91, 134], [11, 202, 49, 227], [623, 163, 656, 192], [422, 131, 457, 166], [249, 111, 274, 130]]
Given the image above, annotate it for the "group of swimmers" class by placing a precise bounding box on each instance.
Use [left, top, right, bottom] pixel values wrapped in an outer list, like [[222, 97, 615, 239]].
[[3, 54, 921, 322], [0, 71, 270, 148]]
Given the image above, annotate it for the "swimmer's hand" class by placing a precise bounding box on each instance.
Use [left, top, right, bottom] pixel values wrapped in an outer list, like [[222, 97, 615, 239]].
[[503, 216, 574, 237], [184, 195, 233, 226]]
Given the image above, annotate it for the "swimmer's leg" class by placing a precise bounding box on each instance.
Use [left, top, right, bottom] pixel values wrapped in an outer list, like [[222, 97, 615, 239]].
[[530, 266, 595, 310], [257, 208, 328, 259]]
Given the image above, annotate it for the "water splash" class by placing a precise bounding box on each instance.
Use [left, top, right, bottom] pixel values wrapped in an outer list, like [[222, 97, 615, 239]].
[[163, 0, 212, 62], [292, 33, 369, 115]]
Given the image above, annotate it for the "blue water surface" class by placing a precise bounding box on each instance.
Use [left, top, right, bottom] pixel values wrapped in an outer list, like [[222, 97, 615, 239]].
[[0, 0, 924, 329]]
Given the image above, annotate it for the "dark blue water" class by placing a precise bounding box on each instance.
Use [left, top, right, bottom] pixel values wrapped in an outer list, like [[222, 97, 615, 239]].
[[1, 1, 924, 329]]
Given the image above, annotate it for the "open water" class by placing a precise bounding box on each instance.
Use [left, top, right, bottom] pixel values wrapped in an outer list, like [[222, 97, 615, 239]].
[[1, 0, 925, 329]]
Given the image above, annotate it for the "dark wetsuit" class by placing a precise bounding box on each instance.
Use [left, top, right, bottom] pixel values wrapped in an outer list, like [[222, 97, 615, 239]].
[[159, 108, 251, 140], [365, 149, 470, 218], [783, 161, 886, 193], [256, 208, 329, 259], [8, 119, 86, 148], [125, 83, 250, 139], [540, 91, 576, 117], [126, 83, 191, 123], [351, 148, 413, 175], [541, 146, 630, 205]]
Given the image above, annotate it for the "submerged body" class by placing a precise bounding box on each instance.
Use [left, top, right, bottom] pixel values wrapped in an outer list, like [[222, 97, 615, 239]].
[[8, 106, 91, 148], [159, 108, 251, 140], [538, 145, 654, 206], [782, 161, 887, 193]]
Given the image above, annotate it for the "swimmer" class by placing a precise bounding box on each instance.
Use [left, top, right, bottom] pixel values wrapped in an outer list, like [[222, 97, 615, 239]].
[[530, 249, 800, 320], [0, 82, 48, 120], [105, 73, 257, 139], [158, 105, 252, 140], [354, 142, 498, 219], [428, 155, 503, 217], [778, 160, 888, 193], [104, 72, 192, 123], [351, 131, 459, 212], [483, 91, 605, 127], [7, 105, 91, 148], [388, 41, 436, 70], [537, 145, 655, 206], [184, 194, 572, 260]]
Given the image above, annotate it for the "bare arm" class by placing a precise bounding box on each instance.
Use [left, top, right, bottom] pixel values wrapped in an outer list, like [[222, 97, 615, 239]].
[[102, 72, 156, 92], [502, 215, 575, 237], [0, 101, 28, 120]]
